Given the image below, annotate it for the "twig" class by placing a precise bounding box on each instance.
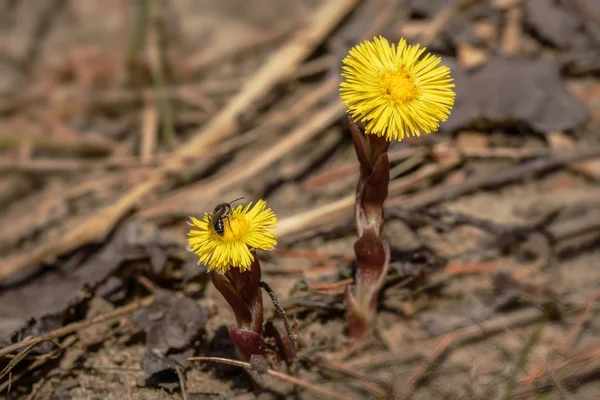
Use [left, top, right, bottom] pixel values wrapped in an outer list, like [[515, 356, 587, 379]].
[[402, 334, 455, 397], [0, 335, 77, 393], [0, 341, 43, 381], [188, 356, 358, 400], [176, 367, 188, 400]]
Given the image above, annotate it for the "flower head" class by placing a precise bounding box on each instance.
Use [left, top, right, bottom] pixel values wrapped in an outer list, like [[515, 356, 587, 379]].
[[187, 199, 277, 273], [340, 36, 455, 141]]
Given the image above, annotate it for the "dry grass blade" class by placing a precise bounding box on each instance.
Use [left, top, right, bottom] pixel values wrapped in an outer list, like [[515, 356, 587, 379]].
[[188, 356, 359, 400]]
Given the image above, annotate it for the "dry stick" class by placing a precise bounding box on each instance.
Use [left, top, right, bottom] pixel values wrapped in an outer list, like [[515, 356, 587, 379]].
[[176, 367, 188, 400], [259, 280, 297, 359], [0, 342, 44, 381], [0, 296, 154, 358], [188, 356, 357, 400]]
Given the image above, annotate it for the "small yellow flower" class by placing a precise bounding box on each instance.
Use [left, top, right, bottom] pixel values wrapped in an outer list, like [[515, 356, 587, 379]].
[[187, 199, 277, 273], [340, 36, 455, 141]]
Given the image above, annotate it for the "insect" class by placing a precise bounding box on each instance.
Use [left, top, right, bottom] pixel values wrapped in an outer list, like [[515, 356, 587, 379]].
[[209, 197, 245, 236]]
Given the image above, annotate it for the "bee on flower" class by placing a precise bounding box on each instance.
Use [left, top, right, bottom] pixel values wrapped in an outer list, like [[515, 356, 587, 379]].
[[187, 199, 277, 273]]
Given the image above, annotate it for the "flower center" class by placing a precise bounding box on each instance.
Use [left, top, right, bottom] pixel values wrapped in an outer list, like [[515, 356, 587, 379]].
[[379, 69, 419, 104], [219, 214, 250, 242]]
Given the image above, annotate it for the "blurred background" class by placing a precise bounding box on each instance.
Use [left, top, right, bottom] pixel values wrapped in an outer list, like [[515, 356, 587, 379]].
[[1, 0, 600, 398]]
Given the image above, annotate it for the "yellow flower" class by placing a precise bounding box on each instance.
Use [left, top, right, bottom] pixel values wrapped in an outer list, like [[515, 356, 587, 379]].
[[340, 36, 455, 141], [187, 199, 277, 273]]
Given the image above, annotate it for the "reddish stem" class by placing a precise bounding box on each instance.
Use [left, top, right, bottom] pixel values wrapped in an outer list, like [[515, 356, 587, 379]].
[[345, 118, 392, 339]]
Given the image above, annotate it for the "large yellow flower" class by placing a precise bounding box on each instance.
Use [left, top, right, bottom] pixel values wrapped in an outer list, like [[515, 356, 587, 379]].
[[340, 36, 455, 141], [187, 199, 277, 273]]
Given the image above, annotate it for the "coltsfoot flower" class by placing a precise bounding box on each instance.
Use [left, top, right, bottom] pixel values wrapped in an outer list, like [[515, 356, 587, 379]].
[[340, 36, 455, 141], [187, 199, 277, 273]]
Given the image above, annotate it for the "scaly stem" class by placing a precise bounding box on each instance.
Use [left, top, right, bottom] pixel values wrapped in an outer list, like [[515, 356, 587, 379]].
[[345, 118, 391, 339]]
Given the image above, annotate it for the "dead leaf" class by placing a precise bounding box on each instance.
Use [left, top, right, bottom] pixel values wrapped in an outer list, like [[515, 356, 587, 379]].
[[524, 0, 588, 49], [134, 289, 208, 355], [444, 57, 589, 132]]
